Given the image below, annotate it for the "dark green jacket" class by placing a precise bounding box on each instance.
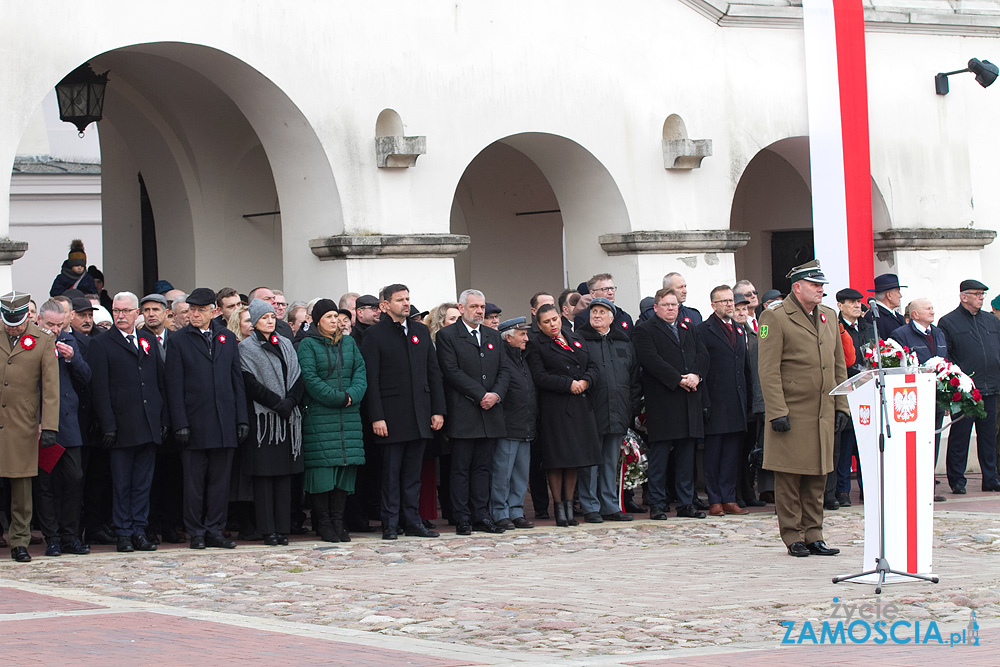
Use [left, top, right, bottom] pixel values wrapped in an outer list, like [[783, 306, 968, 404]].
[[297, 330, 367, 468]]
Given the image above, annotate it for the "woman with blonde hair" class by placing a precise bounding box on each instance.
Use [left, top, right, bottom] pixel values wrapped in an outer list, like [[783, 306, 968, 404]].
[[228, 305, 252, 341], [426, 302, 460, 342]]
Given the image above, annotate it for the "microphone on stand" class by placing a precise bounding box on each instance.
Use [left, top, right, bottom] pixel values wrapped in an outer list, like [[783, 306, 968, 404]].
[[867, 298, 880, 318]]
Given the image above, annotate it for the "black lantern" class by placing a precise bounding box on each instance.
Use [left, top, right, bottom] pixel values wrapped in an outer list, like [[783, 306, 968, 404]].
[[935, 57, 998, 95], [54, 62, 110, 137]]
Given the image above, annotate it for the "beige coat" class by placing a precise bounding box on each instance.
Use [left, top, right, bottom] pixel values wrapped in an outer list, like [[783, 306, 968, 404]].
[[0, 323, 59, 478], [758, 295, 848, 475]]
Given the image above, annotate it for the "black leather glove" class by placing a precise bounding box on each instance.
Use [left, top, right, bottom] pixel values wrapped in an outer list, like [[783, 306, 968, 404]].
[[835, 410, 851, 434], [702, 407, 712, 422], [40, 430, 58, 448], [102, 430, 117, 448], [237, 423, 250, 444], [749, 446, 763, 468], [274, 398, 294, 420], [174, 427, 190, 446], [770, 416, 791, 433], [160, 425, 170, 442]]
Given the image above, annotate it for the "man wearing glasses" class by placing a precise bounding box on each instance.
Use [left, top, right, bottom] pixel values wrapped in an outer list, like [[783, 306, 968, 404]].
[[573, 273, 634, 338], [734, 280, 760, 334], [938, 279, 1000, 494]]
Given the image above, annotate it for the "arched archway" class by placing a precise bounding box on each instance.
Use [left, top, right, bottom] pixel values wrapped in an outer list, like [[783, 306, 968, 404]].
[[732, 137, 890, 295], [450, 132, 632, 314], [10, 42, 341, 298]]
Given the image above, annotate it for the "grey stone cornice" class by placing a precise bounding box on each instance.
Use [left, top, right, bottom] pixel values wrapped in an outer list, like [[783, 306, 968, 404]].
[[874, 228, 997, 252], [309, 233, 471, 260], [0, 238, 29, 265], [599, 230, 751, 256], [678, 0, 1000, 36]]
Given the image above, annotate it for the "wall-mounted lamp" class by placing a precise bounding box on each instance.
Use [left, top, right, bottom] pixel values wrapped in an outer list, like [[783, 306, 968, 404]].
[[55, 62, 110, 136], [935, 58, 998, 95]]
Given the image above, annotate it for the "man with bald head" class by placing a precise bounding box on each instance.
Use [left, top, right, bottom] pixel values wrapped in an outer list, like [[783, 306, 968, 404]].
[[663, 272, 703, 326]]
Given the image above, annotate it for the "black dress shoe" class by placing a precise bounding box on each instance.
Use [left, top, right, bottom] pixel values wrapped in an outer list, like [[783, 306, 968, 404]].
[[455, 523, 471, 536], [189, 535, 206, 550], [584, 512, 604, 523], [649, 506, 668, 520], [133, 535, 157, 552], [837, 493, 852, 507], [952, 485, 967, 494], [263, 533, 279, 546], [787, 541, 810, 557], [676, 504, 706, 519], [162, 528, 187, 544], [692, 497, 709, 511], [494, 518, 516, 531], [602, 511, 633, 521], [404, 524, 440, 538], [45, 539, 61, 557], [984, 482, 1000, 492], [745, 498, 767, 507], [117, 536, 135, 553], [277, 534, 289, 545], [289, 523, 309, 535], [382, 526, 398, 540], [422, 519, 436, 529], [145, 530, 162, 545], [62, 538, 90, 555], [806, 540, 840, 556], [512, 517, 534, 529], [472, 519, 506, 534], [205, 533, 237, 549], [824, 499, 840, 511], [934, 495, 947, 502], [84, 528, 117, 545], [534, 510, 549, 520], [10, 546, 31, 562], [624, 498, 647, 514]]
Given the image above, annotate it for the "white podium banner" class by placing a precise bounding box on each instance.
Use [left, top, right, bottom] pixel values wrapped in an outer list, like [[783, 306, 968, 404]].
[[832, 368, 935, 583]]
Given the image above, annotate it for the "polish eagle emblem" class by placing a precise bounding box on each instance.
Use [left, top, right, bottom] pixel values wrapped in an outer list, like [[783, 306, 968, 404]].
[[893, 387, 917, 423]]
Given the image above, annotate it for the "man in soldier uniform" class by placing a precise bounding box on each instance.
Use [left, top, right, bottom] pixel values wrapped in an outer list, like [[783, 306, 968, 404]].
[[0, 291, 60, 562], [758, 261, 850, 558]]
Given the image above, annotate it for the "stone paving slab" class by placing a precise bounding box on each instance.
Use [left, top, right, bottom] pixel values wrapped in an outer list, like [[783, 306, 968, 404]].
[[0, 610, 472, 666], [0, 586, 105, 614]]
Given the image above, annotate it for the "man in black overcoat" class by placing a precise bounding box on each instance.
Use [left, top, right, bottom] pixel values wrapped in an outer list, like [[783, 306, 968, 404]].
[[89, 291, 168, 552], [165, 287, 249, 549], [698, 285, 752, 516], [632, 287, 710, 520], [360, 284, 446, 540], [437, 289, 511, 535]]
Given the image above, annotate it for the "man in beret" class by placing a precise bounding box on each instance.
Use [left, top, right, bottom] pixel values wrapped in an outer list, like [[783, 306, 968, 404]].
[[491, 317, 536, 530], [164, 287, 249, 549], [938, 279, 1000, 493], [578, 297, 642, 522], [758, 261, 850, 557], [864, 273, 907, 341], [484, 303, 502, 330], [0, 291, 60, 562]]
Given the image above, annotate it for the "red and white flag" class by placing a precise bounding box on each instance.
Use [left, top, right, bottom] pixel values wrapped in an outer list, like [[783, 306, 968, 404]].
[[803, 0, 874, 297]]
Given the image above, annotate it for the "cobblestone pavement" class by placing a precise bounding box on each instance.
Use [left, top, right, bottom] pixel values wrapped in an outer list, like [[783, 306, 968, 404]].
[[1, 487, 998, 664]]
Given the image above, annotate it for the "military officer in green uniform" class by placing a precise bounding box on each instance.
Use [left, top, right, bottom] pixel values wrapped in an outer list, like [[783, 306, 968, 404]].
[[758, 261, 850, 558], [0, 291, 60, 562]]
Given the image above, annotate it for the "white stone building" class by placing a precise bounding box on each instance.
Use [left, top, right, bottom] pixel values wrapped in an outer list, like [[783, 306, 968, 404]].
[[2, 0, 999, 324]]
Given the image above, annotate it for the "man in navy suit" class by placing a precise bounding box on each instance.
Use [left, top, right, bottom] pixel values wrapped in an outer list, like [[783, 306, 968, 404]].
[[165, 287, 249, 549], [360, 284, 446, 540], [89, 292, 168, 552], [698, 286, 752, 517], [35, 300, 91, 557], [437, 289, 511, 535]]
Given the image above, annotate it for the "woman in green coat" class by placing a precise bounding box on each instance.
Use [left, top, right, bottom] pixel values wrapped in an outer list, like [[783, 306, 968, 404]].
[[296, 299, 367, 542]]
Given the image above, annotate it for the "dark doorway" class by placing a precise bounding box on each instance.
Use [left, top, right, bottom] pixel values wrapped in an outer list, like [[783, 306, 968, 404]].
[[138, 173, 158, 296], [771, 230, 814, 295]]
